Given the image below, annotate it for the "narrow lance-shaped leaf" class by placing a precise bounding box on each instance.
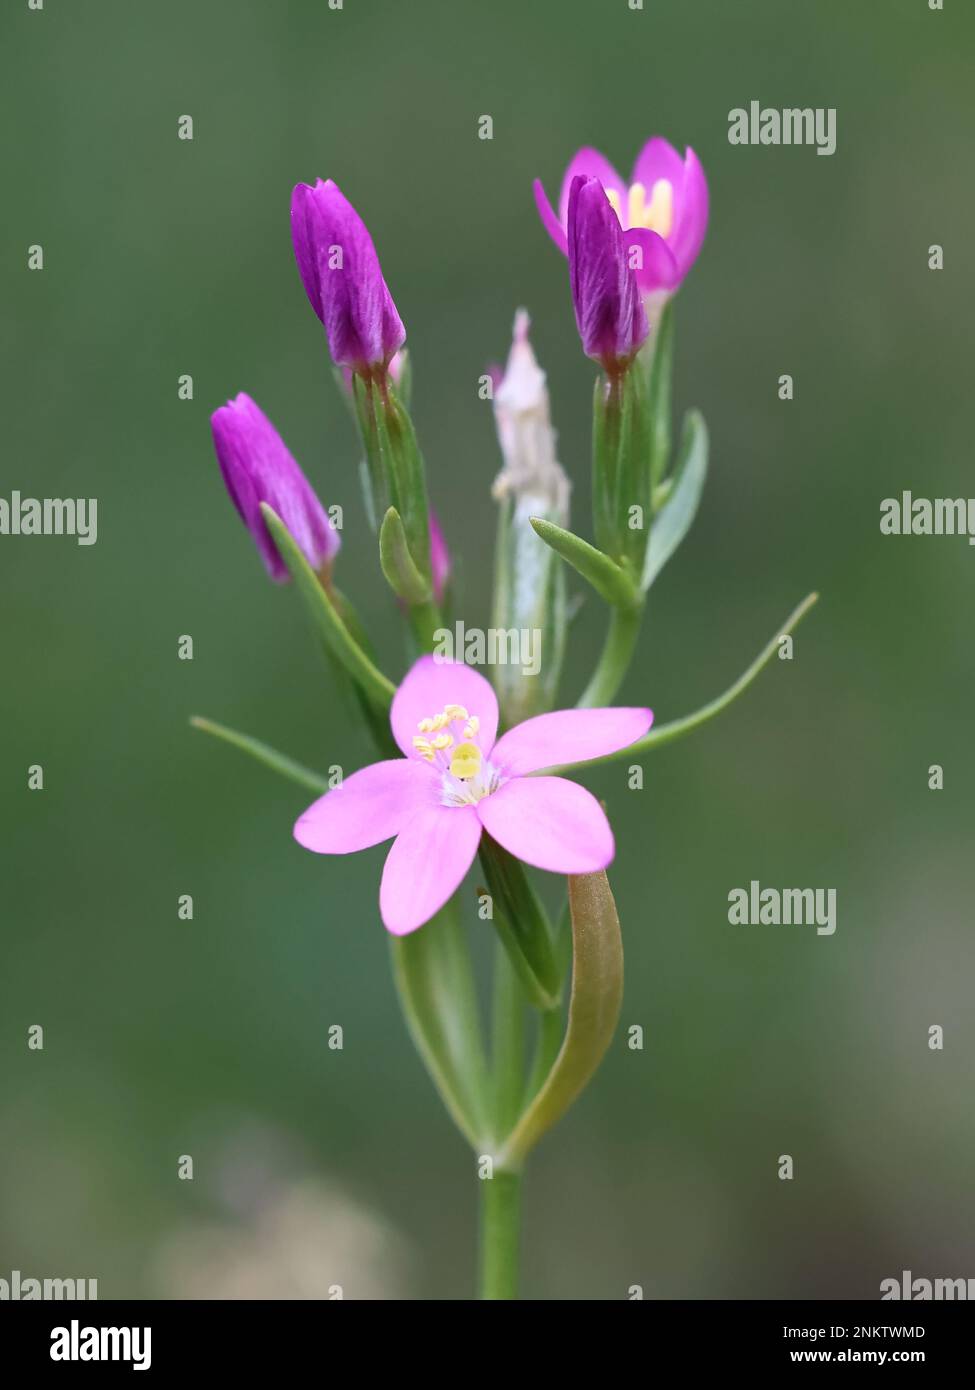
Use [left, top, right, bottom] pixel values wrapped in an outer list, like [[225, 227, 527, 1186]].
[[641, 408, 708, 593], [529, 516, 640, 610], [548, 591, 820, 774], [497, 869, 623, 1169], [261, 503, 396, 712], [190, 716, 329, 794], [379, 505, 431, 606], [390, 900, 492, 1150]]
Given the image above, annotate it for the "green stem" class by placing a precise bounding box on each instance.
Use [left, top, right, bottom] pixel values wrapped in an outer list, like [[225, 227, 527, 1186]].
[[491, 941, 526, 1138], [577, 600, 644, 708], [479, 1169, 521, 1300], [407, 596, 443, 654]]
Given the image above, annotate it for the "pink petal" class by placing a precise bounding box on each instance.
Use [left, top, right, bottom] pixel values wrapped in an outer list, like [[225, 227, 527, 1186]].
[[558, 146, 627, 227], [532, 178, 568, 254], [490, 707, 653, 777], [477, 776, 614, 875], [631, 136, 686, 205], [390, 654, 499, 758], [380, 804, 482, 935], [622, 227, 680, 293], [669, 145, 709, 277], [294, 759, 435, 853]]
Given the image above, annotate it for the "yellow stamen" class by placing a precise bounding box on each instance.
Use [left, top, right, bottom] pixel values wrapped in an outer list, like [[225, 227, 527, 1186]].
[[443, 704, 469, 722], [642, 179, 673, 238], [449, 742, 482, 780], [432, 733, 454, 750]]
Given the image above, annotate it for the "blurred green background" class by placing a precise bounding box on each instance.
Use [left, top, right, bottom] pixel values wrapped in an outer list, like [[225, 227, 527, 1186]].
[[2, 0, 972, 1299]]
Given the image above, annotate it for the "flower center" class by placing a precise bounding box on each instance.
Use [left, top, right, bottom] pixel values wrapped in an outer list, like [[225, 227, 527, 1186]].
[[606, 179, 674, 239], [411, 702, 501, 807]]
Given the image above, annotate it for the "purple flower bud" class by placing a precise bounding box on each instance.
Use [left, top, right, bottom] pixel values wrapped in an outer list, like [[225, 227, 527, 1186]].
[[567, 176, 649, 371], [290, 179, 405, 373], [211, 393, 339, 582]]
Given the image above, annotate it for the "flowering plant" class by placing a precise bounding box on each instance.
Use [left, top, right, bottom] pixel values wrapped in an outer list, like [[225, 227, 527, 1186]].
[[195, 138, 816, 1299]]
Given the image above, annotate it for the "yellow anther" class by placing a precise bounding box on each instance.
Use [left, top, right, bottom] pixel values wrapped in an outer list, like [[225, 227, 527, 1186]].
[[417, 718, 434, 733], [432, 733, 454, 750], [627, 181, 647, 230], [443, 704, 469, 722], [449, 742, 482, 780], [642, 179, 673, 238], [412, 736, 433, 755], [463, 715, 480, 738]]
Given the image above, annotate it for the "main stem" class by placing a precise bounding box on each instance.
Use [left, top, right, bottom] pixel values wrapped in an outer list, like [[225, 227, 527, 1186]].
[[479, 1169, 522, 1300], [577, 600, 644, 708]]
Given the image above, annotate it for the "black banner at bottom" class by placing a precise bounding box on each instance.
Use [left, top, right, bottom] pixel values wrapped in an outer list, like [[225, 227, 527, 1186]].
[[1, 1299, 970, 1373]]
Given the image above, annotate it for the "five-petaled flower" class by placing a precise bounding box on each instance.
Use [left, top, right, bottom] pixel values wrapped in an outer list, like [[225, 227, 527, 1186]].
[[534, 137, 708, 296], [294, 656, 652, 935], [291, 178, 406, 373], [211, 392, 339, 582]]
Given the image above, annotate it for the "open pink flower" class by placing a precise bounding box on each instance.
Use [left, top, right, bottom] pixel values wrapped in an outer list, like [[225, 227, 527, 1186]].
[[294, 656, 652, 935], [534, 137, 708, 294]]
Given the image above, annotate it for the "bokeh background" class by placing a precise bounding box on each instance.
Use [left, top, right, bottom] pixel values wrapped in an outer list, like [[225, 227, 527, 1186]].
[[2, 0, 972, 1299]]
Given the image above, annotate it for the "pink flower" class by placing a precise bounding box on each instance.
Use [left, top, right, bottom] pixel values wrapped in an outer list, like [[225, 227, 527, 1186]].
[[534, 137, 708, 294], [294, 656, 652, 935]]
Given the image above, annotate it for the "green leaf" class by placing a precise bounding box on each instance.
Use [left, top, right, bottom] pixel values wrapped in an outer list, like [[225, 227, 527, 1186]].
[[390, 899, 492, 1149], [261, 503, 396, 711], [529, 517, 639, 610], [479, 836, 561, 1009], [497, 870, 623, 1169], [379, 505, 432, 606], [551, 591, 820, 773], [190, 716, 328, 794], [641, 408, 708, 593]]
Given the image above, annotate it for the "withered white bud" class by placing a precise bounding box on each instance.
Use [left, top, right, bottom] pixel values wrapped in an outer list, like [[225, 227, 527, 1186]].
[[491, 309, 570, 523]]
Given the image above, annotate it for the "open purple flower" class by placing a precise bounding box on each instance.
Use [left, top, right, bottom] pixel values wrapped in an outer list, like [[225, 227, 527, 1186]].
[[294, 656, 652, 935], [290, 179, 405, 372], [534, 137, 708, 295], [568, 175, 649, 369], [211, 392, 339, 582]]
